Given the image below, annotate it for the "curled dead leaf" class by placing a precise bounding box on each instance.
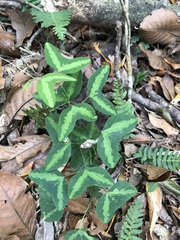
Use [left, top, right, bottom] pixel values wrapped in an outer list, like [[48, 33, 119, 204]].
[[0, 25, 20, 57], [6, 9, 36, 47], [139, 44, 171, 70], [146, 186, 162, 240], [0, 134, 51, 165], [139, 8, 180, 45], [4, 78, 40, 127], [0, 171, 36, 239], [148, 113, 179, 136]]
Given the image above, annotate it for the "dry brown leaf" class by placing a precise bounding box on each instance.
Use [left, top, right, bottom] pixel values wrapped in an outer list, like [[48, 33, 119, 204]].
[[18, 162, 34, 177], [175, 83, 180, 94], [88, 210, 108, 236], [0, 25, 20, 57], [1, 150, 48, 174], [5, 78, 40, 126], [66, 197, 90, 214], [150, 75, 175, 101], [164, 58, 180, 70], [146, 165, 171, 181], [139, 8, 180, 45], [148, 113, 179, 136], [131, 163, 171, 182], [139, 45, 171, 70], [146, 186, 162, 240], [6, 10, 36, 47], [127, 134, 151, 144], [11, 72, 31, 91], [0, 134, 51, 165], [0, 171, 36, 239], [75, 217, 89, 229]]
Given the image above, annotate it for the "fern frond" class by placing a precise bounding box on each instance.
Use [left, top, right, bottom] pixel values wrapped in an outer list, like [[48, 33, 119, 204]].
[[112, 79, 134, 115], [118, 197, 144, 240], [134, 146, 180, 171], [31, 9, 71, 40], [24, 104, 51, 128]]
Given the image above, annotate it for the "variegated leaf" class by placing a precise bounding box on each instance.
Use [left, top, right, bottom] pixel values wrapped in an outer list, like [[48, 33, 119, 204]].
[[58, 103, 97, 142], [45, 141, 71, 171], [56, 71, 83, 103], [97, 114, 138, 168], [36, 73, 76, 108], [68, 166, 114, 199], [96, 181, 137, 223], [87, 65, 116, 115], [29, 167, 68, 211], [64, 229, 98, 240], [39, 187, 64, 222], [44, 42, 90, 73]]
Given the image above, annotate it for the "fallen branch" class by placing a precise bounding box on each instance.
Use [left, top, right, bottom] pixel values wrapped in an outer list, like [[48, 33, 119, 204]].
[[131, 91, 180, 125]]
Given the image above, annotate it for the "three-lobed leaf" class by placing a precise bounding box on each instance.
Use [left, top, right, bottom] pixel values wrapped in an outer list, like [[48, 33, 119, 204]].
[[56, 71, 83, 103], [87, 65, 116, 115], [44, 42, 90, 73], [68, 166, 114, 199], [39, 186, 64, 222], [97, 114, 138, 168], [30, 167, 68, 211], [45, 141, 71, 171], [58, 103, 97, 141], [36, 72, 76, 107], [96, 181, 137, 223]]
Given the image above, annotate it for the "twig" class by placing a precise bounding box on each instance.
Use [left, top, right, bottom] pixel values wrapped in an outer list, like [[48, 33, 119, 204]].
[[26, 27, 43, 49], [146, 88, 180, 125], [114, 21, 122, 81], [131, 91, 180, 125], [120, 0, 134, 98]]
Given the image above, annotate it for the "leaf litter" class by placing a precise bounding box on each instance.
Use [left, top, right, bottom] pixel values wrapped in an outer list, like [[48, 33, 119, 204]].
[[0, 3, 179, 240]]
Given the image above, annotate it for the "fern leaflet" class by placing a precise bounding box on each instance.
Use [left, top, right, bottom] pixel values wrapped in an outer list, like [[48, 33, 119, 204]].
[[113, 79, 134, 115], [134, 146, 180, 171], [118, 197, 143, 240], [31, 9, 71, 40]]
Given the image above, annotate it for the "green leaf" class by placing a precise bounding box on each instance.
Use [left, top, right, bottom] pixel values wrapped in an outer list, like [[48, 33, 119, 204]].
[[147, 182, 158, 192], [44, 42, 90, 73], [45, 113, 59, 141], [160, 179, 180, 196], [68, 166, 114, 199], [58, 103, 97, 141], [97, 114, 138, 168], [29, 167, 68, 211], [64, 229, 98, 240], [31, 10, 71, 40], [45, 141, 71, 171], [96, 181, 137, 223], [118, 197, 144, 240], [37, 72, 76, 107], [56, 71, 83, 103], [39, 187, 64, 222], [87, 65, 116, 115]]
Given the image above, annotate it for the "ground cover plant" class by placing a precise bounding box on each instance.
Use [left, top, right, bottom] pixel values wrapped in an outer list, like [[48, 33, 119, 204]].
[[0, 0, 179, 240]]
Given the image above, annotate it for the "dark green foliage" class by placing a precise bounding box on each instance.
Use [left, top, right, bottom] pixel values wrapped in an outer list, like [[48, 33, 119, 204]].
[[134, 146, 180, 171], [24, 104, 51, 128], [134, 71, 148, 88], [118, 197, 144, 240]]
